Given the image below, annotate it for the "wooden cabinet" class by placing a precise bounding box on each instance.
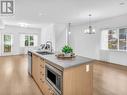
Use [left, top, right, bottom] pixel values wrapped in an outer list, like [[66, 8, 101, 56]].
[[38, 57, 45, 92], [32, 54, 39, 83], [38, 60, 56, 95], [63, 63, 93, 95], [32, 54, 44, 87], [32, 53, 93, 95], [42, 82, 50, 95], [43, 82, 56, 95], [32, 54, 56, 95]]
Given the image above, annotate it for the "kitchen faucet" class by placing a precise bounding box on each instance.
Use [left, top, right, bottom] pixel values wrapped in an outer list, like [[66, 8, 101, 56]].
[[40, 44, 45, 50], [45, 41, 53, 52]]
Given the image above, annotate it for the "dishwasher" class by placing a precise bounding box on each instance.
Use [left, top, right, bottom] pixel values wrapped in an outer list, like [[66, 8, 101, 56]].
[[28, 51, 32, 76]]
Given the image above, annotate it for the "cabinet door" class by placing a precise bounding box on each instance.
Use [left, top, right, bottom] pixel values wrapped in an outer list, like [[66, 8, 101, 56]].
[[63, 63, 93, 95], [36, 57, 39, 83], [38, 58, 45, 91], [49, 89, 56, 95], [43, 82, 57, 95], [32, 54, 37, 80], [32, 54, 40, 84], [32, 55, 57, 95], [42, 82, 50, 95]]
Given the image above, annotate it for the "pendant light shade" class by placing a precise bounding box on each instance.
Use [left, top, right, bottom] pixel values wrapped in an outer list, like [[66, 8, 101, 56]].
[[84, 14, 95, 34], [66, 23, 71, 45]]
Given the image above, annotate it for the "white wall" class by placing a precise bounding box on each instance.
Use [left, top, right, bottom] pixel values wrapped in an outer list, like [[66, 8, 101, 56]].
[[70, 25, 99, 59], [0, 25, 41, 55], [54, 24, 67, 52], [0, 24, 56, 56], [67, 14, 127, 66], [41, 24, 56, 51]]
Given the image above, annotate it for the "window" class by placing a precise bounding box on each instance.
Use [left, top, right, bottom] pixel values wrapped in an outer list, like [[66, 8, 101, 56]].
[[101, 28, 127, 51], [119, 28, 127, 50], [25, 36, 34, 46], [20, 34, 38, 47], [4, 35, 12, 52], [108, 29, 118, 50]]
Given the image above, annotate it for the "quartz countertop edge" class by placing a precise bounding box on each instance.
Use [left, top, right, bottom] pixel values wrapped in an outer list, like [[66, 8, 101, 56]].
[[31, 51, 95, 71]]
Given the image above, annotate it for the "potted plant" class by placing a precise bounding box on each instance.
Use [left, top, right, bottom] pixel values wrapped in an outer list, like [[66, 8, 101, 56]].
[[62, 45, 73, 57]]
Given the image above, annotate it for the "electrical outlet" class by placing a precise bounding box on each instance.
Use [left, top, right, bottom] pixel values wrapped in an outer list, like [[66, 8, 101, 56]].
[[86, 65, 89, 72]]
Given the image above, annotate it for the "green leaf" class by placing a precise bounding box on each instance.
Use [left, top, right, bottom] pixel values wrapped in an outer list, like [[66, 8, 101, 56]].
[[62, 45, 73, 53]]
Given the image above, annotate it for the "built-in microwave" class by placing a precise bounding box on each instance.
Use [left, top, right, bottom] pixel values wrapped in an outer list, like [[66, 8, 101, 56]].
[[45, 63, 62, 95]]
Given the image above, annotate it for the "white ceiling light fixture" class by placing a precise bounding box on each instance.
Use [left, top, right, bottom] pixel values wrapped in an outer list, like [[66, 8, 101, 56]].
[[84, 14, 96, 34], [39, 12, 47, 16], [18, 23, 29, 28]]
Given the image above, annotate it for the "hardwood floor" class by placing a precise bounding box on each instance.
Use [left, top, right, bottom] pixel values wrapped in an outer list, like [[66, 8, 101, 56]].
[[93, 61, 127, 95], [0, 55, 127, 95], [0, 55, 43, 95]]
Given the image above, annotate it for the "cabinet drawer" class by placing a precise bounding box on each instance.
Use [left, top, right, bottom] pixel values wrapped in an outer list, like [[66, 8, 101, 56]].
[[49, 89, 56, 95]]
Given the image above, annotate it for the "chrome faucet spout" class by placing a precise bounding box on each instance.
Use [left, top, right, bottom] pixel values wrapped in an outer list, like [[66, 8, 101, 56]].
[[45, 41, 53, 52]]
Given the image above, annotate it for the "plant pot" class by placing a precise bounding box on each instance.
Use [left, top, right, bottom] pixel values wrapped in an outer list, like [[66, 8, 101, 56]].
[[64, 53, 72, 57]]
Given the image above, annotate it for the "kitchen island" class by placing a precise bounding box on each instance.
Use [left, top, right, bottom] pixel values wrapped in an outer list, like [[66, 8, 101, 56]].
[[30, 51, 95, 95]]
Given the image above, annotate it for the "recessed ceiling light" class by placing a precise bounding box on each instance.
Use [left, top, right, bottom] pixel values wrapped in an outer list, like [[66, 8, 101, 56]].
[[18, 23, 29, 27], [39, 12, 46, 16]]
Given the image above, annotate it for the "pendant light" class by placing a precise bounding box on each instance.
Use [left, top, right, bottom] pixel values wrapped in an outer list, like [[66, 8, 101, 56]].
[[66, 23, 71, 45], [84, 14, 95, 34]]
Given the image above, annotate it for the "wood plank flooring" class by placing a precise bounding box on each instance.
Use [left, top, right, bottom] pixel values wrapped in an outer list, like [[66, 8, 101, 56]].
[[0, 55, 43, 95], [93, 61, 127, 95], [0, 55, 127, 95]]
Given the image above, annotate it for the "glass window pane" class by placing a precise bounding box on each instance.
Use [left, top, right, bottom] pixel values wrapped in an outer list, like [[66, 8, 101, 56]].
[[25, 36, 29, 46], [21, 35, 37, 47], [4, 35, 11, 52], [30, 36, 34, 46], [119, 28, 127, 50], [30, 36, 33, 40], [108, 29, 118, 50], [30, 42, 34, 46]]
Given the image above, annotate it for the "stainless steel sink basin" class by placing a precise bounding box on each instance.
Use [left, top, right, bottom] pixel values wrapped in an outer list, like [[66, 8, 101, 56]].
[[36, 51, 54, 55]]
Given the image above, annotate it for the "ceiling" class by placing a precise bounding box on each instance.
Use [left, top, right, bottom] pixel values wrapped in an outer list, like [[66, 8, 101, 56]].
[[1, 0, 127, 26]]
